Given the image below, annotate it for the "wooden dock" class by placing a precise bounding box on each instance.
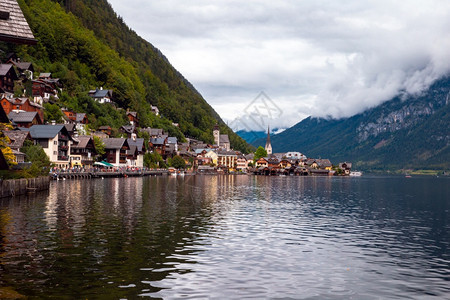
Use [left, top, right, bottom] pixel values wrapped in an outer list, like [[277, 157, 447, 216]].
[[51, 169, 169, 180]]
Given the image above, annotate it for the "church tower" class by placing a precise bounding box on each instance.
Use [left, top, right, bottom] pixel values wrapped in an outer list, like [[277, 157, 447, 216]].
[[265, 126, 272, 155], [213, 124, 220, 146]]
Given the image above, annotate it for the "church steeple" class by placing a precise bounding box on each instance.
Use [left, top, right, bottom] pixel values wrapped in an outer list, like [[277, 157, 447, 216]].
[[265, 126, 272, 155]]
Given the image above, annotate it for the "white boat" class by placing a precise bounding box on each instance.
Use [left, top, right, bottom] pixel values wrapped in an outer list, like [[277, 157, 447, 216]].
[[349, 171, 363, 176]]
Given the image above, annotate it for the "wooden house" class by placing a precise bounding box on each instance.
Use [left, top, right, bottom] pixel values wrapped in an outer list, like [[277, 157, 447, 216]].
[[1, 97, 44, 121], [70, 136, 96, 168], [89, 88, 113, 103], [8, 111, 43, 128], [98, 126, 112, 136], [255, 157, 269, 168], [339, 162, 352, 175], [102, 138, 129, 167], [149, 136, 167, 157], [0, 64, 18, 92], [127, 111, 139, 127]]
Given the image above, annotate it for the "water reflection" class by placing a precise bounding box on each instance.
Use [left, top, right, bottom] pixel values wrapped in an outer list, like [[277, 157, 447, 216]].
[[0, 175, 448, 299]]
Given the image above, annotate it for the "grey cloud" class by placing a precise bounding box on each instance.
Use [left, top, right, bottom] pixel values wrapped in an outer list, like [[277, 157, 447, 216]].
[[108, 0, 450, 129]]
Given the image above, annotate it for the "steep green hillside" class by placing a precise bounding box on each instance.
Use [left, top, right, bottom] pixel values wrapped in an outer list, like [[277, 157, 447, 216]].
[[253, 77, 450, 171], [3, 0, 251, 152]]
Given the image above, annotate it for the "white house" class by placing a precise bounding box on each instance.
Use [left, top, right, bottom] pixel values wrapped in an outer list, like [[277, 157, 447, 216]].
[[23, 125, 74, 168]]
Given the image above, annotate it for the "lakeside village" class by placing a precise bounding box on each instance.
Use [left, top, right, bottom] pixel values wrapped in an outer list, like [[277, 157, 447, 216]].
[[0, 54, 356, 178]]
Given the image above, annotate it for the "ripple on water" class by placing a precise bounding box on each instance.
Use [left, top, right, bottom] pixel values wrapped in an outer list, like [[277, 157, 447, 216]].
[[0, 176, 448, 299]]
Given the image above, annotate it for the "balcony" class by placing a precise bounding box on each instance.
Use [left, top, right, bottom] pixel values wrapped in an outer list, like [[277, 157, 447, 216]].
[[58, 133, 68, 140], [58, 156, 69, 161], [59, 145, 69, 150]]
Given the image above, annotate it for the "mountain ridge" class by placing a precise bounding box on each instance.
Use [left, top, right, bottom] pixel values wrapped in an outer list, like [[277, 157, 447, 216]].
[[252, 76, 450, 171]]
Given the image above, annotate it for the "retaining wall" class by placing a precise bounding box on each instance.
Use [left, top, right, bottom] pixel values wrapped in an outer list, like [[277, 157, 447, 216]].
[[0, 176, 50, 198]]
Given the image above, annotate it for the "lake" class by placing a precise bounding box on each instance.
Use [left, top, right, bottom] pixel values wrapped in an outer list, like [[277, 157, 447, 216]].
[[0, 175, 449, 299]]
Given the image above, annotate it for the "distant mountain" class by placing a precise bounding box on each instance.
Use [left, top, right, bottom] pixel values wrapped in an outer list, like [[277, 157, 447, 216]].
[[253, 76, 450, 171], [236, 128, 282, 144]]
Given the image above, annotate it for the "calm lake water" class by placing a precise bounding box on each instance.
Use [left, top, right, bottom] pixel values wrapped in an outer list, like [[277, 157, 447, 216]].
[[0, 175, 449, 299]]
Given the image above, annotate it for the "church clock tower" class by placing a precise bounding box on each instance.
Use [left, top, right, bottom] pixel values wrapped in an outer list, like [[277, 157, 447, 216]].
[[213, 124, 220, 146], [265, 126, 272, 155]]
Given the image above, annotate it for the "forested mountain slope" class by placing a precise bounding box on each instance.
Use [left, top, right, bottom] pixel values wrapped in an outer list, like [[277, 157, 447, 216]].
[[3, 0, 251, 152]]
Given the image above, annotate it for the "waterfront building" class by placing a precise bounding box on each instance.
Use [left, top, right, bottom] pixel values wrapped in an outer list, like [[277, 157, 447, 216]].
[[102, 138, 130, 167], [70, 136, 96, 168], [23, 125, 74, 168], [127, 137, 145, 167], [255, 157, 269, 168], [205, 150, 218, 166], [236, 155, 249, 172]]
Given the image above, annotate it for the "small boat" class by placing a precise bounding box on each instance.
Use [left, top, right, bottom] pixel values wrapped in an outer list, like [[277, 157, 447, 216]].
[[349, 171, 363, 176]]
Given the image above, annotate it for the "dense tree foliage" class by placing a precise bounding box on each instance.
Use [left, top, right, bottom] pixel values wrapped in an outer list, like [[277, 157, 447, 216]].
[[254, 146, 267, 161], [170, 155, 186, 169], [143, 152, 166, 169], [92, 136, 105, 157], [0, 124, 16, 166], [20, 140, 52, 177], [8, 0, 253, 153]]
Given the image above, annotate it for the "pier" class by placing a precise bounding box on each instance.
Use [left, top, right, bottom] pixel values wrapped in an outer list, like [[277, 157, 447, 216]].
[[51, 169, 169, 180]]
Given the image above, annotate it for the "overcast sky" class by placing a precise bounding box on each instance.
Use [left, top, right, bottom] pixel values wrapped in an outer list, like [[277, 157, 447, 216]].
[[108, 0, 450, 131]]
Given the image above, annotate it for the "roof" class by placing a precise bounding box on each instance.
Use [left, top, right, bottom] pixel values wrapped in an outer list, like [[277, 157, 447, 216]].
[[167, 137, 177, 144], [141, 127, 164, 136], [4, 97, 43, 109], [39, 73, 51, 78], [127, 144, 137, 156], [25, 125, 66, 139], [120, 125, 135, 133], [127, 111, 138, 118], [13, 61, 33, 71], [4, 130, 30, 149], [127, 138, 144, 152], [90, 89, 112, 98], [219, 134, 230, 144], [150, 137, 165, 145], [8, 111, 38, 123], [103, 138, 126, 150], [0, 64, 15, 76], [0, 0, 36, 45], [71, 136, 92, 149], [64, 123, 75, 132], [217, 150, 237, 156], [76, 113, 86, 123]]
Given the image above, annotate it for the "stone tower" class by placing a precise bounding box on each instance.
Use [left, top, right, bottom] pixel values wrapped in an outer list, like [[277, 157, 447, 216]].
[[265, 126, 272, 155], [213, 124, 220, 146]]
